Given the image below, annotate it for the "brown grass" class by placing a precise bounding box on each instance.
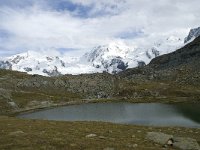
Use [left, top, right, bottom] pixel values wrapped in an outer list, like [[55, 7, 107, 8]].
[[0, 116, 199, 150]]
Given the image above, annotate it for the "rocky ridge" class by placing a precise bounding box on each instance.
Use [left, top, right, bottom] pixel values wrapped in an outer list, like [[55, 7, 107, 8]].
[[184, 26, 200, 43]]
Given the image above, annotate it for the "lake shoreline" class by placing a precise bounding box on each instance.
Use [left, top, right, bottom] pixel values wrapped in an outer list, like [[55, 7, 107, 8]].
[[10, 97, 199, 117]]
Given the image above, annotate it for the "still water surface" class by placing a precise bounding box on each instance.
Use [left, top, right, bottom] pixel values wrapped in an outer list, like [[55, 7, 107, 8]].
[[18, 103, 200, 127]]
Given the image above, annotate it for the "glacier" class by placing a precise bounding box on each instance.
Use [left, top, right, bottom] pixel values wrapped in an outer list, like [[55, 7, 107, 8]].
[[0, 35, 184, 76]]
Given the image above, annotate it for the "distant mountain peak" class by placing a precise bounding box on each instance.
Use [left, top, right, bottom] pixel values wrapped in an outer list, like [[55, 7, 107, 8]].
[[184, 27, 200, 43], [84, 37, 183, 74], [0, 35, 185, 76]]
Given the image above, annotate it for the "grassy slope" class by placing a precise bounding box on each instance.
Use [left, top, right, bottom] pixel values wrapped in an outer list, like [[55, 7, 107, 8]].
[[0, 116, 200, 150]]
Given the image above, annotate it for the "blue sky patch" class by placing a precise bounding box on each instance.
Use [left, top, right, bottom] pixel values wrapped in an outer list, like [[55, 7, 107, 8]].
[[44, 0, 94, 18], [116, 29, 144, 39], [0, 0, 33, 8], [0, 29, 13, 40]]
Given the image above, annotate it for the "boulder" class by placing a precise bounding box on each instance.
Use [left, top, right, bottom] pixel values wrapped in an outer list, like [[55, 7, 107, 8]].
[[173, 137, 200, 150], [146, 132, 173, 145], [146, 132, 200, 150]]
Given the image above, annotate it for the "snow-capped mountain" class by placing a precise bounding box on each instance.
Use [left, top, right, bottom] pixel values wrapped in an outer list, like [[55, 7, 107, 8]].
[[0, 35, 185, 76], [184, 27, 200, 43], [0, 60, 12, 70], [84, 36, 183, 73], [1, 50, 97, 76], [83, 41, 133, 73], [0, 35, 183, 76], [8, 25, 200, 77]]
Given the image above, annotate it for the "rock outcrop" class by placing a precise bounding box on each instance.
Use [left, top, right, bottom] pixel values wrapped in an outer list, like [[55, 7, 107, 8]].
[[185, 27, 200, 43]]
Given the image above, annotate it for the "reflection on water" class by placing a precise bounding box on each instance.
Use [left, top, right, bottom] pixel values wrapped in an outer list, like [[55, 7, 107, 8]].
[[175, 104, 200, 123], [18, 103, 200, 128]]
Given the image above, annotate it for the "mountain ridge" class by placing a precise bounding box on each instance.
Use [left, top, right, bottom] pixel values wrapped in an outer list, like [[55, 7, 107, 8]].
[[0, 35, 183, 76], [184, 27, 200, 43]]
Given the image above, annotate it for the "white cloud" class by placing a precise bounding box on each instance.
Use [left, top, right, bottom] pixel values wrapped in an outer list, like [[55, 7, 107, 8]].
[[0, 0, 200, 56]]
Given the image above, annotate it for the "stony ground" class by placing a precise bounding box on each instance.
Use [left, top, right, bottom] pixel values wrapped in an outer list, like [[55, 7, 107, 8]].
[[0, 116, 200, 150]]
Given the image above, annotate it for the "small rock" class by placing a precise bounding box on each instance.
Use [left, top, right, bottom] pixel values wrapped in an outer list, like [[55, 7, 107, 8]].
[[189, 130, 193, 133], [162, 144, 168, 148], [167, 139, 174, 146], [103, 147, 115, 150], [41, 131, 45, 134], [126, 143, 138, 148], [137, 130, 141, 133], [108, 130, 113, 133], [133, 144, 138, 148], [70, 143, 77, 147], [86, 134, 97, 138], [8, 102, 18, 108], [131, 135, 136, 138], [167, 138, 174, 146], [99, 136, 106, 139], [148, 127, 153, 130], [126, 144, 131, 148], [9, 130, 25, 136], [109, 138, 115, 141]]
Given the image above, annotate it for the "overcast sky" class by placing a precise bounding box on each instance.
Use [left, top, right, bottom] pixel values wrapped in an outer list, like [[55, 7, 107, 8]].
[[0, 0, 200, 56]]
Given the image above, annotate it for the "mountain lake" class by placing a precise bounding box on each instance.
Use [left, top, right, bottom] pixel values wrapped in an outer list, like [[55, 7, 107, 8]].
[[18, 102, 200, 128]]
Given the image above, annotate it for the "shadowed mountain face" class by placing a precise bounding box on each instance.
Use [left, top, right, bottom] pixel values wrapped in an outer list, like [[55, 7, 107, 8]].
[[149, 36, 200, 70], [184, 27, 200, 43], [148, 36, 200, 86], [119, 34, 200, 80]]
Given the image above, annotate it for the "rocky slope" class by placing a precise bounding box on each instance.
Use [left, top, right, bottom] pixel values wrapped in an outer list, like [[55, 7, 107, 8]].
[[149, 34, 200, 86], [117, 35, 200, 99]]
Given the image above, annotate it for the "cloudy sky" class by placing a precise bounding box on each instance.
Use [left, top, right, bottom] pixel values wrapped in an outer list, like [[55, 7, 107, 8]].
[[0, 0, 200, 56]]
